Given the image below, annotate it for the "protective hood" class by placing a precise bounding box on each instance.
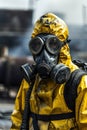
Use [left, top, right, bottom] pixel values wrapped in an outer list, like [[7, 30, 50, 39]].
[[31, 13, 69, 42]]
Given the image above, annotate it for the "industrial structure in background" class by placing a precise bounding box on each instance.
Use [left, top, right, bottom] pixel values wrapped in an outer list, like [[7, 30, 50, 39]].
[[0, 0, 87, 99], [0, 0, 35, 99]]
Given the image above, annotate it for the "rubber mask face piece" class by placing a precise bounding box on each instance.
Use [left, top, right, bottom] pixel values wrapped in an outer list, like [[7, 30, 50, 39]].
[[29, 34, 63, 79]]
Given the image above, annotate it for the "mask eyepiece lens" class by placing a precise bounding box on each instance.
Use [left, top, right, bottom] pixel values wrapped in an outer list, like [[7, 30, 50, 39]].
[[29, 37, 44, 55], [46, 37, 61, 54]]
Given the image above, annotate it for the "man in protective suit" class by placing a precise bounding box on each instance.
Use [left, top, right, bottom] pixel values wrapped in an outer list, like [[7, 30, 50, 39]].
[[10, 13, 87, 130]]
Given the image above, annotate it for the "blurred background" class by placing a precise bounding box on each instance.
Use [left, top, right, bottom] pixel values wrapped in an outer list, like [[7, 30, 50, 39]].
[[0, 0, 87, 129]]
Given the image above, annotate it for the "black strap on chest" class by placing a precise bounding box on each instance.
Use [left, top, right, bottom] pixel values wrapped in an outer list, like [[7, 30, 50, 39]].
[[64, 69, 87, 111], [30, 111, 75, 121]]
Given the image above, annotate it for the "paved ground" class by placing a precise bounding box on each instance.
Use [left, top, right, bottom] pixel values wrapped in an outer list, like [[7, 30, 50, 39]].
[[0, 100, 14, 130]]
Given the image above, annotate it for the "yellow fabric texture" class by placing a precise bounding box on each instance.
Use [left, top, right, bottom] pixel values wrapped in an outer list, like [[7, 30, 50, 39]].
[[10, 13, 87, 130]]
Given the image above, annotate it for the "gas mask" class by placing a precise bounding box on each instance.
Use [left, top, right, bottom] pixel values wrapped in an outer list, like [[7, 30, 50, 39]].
[[29, 34, 70, 84]]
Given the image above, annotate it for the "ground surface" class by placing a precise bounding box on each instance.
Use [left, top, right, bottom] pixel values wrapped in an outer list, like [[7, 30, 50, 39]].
[[0, 100, 14, 130]]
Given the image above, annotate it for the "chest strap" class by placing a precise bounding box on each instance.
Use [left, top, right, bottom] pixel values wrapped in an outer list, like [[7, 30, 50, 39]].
[[30, 111, 75, 122], [30, 112, 75, 130]]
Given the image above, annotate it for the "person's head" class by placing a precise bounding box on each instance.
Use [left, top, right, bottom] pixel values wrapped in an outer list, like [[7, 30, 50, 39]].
[[29, 13, 70, 79]]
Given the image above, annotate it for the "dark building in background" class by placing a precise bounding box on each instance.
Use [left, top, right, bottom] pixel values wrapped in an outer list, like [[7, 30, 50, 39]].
[[0, 9, 34, 98], [0, 9, 33, 56]]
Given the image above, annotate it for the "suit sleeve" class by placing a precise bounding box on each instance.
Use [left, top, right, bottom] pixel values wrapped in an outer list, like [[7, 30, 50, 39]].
[[76, 75, 87, 130], [10, 79, 29, 130]]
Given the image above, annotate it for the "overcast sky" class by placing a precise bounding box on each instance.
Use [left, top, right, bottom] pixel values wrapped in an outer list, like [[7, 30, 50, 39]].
[[34, 0, 87, 25], [0, 0, 87, 25], [0, 0, 29, 10]]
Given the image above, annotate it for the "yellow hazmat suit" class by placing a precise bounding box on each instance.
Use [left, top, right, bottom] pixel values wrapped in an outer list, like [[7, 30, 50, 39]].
[[10, 13, 87, 130]]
